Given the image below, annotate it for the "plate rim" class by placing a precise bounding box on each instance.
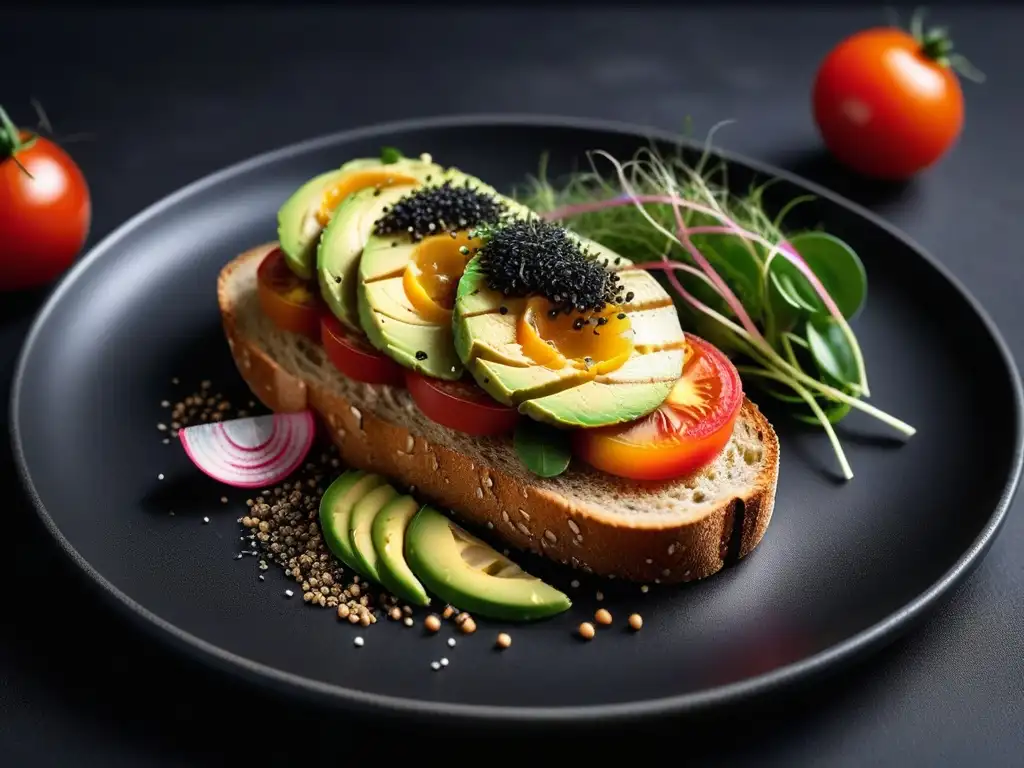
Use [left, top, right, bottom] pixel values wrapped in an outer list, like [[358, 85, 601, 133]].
[[10, 112, 1024, 725]]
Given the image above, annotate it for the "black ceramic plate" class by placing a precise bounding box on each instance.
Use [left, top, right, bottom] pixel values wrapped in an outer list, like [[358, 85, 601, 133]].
[[11, 115, 1023, 725]]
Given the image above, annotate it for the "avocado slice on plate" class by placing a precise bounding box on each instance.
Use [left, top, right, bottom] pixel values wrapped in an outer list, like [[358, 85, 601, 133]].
[[452, 231, 685, 428], [277, 154, 442, 281], [319, 470, 386, 573], [405, 506, 571, 621], [347, 482, 399, 583], [371, 495, 431, 607], [356, 172, 535, 380]]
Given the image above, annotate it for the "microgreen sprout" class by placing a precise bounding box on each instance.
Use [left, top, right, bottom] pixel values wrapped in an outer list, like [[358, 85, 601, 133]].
[[517, 135, 915, 480]]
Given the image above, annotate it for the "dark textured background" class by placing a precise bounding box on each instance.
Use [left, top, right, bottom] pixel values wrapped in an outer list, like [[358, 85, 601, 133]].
[[2, 6, 1023, 765]]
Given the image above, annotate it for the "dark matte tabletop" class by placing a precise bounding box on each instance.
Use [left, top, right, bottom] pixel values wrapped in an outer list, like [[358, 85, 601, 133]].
[[2, 5, 1022, 765]]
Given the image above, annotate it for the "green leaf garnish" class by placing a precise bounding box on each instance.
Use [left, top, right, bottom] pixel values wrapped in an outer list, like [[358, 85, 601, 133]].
[[514, 419, 572, 478], [783, 232, 868, 319], [380, 146, 404, 164], [516, 135, 916, 481], [806, 316, 860, 387]]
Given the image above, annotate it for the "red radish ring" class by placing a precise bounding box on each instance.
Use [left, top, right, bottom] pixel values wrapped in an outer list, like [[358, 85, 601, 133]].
[[179, 412, 316, 488]]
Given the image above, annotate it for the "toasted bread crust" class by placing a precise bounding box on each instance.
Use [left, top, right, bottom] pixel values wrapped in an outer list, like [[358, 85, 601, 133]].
[[219, 245, 779, 584]]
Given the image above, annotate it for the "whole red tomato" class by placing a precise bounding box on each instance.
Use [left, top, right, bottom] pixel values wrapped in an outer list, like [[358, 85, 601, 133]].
[[812, 23, 978, 180], [1, 107, 91, 291]]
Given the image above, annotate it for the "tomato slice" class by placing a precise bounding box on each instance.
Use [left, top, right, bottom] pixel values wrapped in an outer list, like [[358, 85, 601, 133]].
[[321, 314, 405, 387], [572, 335, 743, 482], [406, 371, 520, 436], [257, 248, 323, 339]]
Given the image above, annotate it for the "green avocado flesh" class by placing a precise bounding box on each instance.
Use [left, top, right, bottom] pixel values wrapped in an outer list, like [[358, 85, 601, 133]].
[[405, 506, 571, 621], [348, 483, 399, 583], [319, 471, 386, 574], [371, 495, 431, 607], [452, 249, 686, 428], [318, 184, 420, 331], [277, 156, 441, 281], [356, 173, 533, 381]]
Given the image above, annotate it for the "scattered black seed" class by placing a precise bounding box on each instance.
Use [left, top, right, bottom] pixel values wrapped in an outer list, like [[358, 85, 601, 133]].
[[476, 219, 620, 316], [415, 351, 428, 361], [625, 291, 635, 302], [597, 317, 609, 326], [498, 306, 508, 315], [614, 257, 622, 265], [334, 276, 342, 284], [483, 377, 490, 384], [372, 189, 381, 197], [373, 180, 508, 242], [391, 241, 399, 248], [573, 317, 586, 330], [617, 313, 626, 320]]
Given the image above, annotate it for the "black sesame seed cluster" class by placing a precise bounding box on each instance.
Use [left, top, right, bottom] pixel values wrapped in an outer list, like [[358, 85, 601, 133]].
[[373, 180, 508, 242], [476, 219, 623, 317]]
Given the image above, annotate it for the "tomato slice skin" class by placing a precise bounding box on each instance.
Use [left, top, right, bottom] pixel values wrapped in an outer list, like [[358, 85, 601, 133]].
[[257, 248, 323, 340], [406, 371, 520, 437], [321, 314, 405, 387], [572, 335, 743, 482]]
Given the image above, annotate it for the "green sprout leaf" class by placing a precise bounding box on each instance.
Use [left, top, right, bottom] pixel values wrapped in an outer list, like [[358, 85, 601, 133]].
[[514, 419, 572, 478], [806, 315, 860, 388], [768, 232, 868, 320], [380, 146, 404, 164]]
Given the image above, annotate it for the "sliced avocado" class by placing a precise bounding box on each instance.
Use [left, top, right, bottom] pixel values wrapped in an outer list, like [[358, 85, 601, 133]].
[[347, 482, 399, 583], [371, 495, 430, 607], [358, 291, 465, 380], [318, 184, 420, 331], [277, 156, 442, 281], [405, 506, 571, 621], [452, 249, 686, 428], [519, 378, 677, 428], [356, 172, 534, 381], [319, 471, 387, 573]]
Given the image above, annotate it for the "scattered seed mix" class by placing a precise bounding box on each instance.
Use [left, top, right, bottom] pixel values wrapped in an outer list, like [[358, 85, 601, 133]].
[[159, 379, 650, 666]]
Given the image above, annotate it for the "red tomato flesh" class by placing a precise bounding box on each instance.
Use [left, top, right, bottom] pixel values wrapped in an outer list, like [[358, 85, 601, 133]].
[[1, 131, 91, 291], [257, 248, 323, 340], [572, 335, 743, 482], [812, 27, 965, 180], [321, 313, 405, 387], [406, 371, 520, 437]]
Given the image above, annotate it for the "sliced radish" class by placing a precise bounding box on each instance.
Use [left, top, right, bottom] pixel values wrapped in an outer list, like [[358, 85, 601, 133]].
[[179, 411, 316, 488]]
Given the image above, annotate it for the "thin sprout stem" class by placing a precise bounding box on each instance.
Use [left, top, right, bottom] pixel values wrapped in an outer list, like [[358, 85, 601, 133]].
[[740, 343, 915, 436], [634, 260, 721, 293], [736, 367, 855, 480]]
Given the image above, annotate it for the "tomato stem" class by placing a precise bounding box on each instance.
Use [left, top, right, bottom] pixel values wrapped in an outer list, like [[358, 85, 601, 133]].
[[908, 8, 986, 82], [0, 105, 35, 179]]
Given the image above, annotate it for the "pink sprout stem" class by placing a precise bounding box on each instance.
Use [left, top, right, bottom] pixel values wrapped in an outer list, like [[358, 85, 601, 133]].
[[660, 186, 767, 345]]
